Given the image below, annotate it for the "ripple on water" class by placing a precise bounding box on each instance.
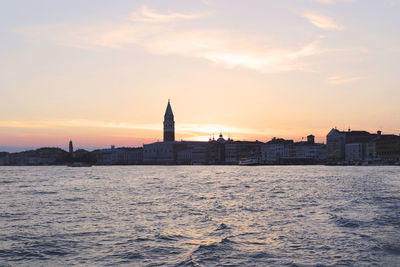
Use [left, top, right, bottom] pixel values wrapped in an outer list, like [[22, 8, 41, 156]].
[[330, 214, 365, 228]]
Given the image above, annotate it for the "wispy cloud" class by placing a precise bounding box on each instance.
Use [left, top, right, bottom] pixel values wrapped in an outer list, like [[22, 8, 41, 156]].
[[15, 9, 323, 73], [301, 11, 344, 30], [311, 0, 354, 4], [130, 5, 212, 23], [145, 31, 322, 73], [16, 6, 342, 73], [328, 74, 365, 84]]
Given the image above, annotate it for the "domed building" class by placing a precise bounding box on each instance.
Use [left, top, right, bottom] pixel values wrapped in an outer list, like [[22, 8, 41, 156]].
[[217, 133, 226, 144], [208, 133, 227, 164]]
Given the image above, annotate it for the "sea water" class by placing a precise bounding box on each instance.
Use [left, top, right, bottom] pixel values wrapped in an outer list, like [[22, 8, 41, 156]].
[[1, 166, 399, 266]]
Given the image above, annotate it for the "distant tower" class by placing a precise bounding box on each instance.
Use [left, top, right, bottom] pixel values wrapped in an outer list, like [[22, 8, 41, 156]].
[[69, 140, 73, 154], [163, 99, 175, 142], [307, 135, 315, 144]]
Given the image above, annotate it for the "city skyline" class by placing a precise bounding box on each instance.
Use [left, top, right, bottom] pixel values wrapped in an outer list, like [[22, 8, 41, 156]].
[[1, 0, 399, 152], [1, 101, 397, 165], [1, 99, 396, 154]]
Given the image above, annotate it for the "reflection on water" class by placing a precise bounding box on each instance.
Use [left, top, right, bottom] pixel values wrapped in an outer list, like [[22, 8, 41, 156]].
[[0, 166, 399, 266]]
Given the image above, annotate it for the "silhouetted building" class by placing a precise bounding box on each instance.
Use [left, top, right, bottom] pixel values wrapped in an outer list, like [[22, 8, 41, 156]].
[[69, 140, 73, 154], [294, 139, 326, 163], [262, 136, 326, 164], [261, 138, 294, 163], [225, 141, 262, 165], [163, 100, 175, 142], [327, 128, 346, 162], [327, 128, 374, 163], [143, 141, 208, 165], [192, 144, 208, 165], [0, 152, 10, 165], [366, 132, 400, 163], [207, 133, 228, 164], [375, 134, 400, 163], [177, 148, 193, 165], [3, 148, 68, 165], [93, 146, 143, 165], [307, 135, 315, 144], [143, 142, 176, 164], [345, 143, 364, 163], [326, 128, 400, 164], [73, 149, 92, 163]]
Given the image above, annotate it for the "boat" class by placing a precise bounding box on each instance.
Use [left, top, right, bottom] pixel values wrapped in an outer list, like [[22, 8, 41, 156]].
[[67, 162, 92, 167]]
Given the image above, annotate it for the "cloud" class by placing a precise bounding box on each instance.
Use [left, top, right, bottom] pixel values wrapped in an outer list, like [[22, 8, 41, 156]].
[[15, 6, 331, 73], [130, 5, 212, 23], [145, 31, 322, 73], [301, 11, 344, 30], [328, 74, 365, 84], [311, 0, 354, 4]]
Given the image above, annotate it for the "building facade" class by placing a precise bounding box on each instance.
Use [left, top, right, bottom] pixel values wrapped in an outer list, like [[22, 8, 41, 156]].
[[93, 147, 143, 165], [261, 136, 326, 164], [345, 143, 364, 163], [327, 129, 399, 164], [326, 128, 346, 162], [225, 141, 262, 165]]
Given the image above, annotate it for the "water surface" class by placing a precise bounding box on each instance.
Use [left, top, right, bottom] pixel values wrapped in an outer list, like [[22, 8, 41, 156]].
[[1, 166, 399, 266]]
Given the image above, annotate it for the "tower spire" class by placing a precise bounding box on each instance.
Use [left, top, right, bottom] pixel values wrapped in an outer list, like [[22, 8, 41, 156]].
[[163, 100, 175, 142]]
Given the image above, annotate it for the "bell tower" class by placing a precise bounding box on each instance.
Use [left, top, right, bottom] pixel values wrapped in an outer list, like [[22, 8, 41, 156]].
[[163, 99, 175, 142], [69, 140, 73, 154]]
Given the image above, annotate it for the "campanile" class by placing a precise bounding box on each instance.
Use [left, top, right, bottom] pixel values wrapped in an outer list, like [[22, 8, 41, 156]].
[[163, 100, 175, 142]]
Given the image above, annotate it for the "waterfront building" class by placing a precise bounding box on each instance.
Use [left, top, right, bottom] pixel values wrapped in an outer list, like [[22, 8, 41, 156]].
[[327, 129, 374, 163], [0, 152, 10, 165], [261, 138, 294, 164], [143, 141, 208, 165], [327, 129, 400, 164], [143, 141, 175, 164], [366, 140, 377, 161], [225, 141, 262, 165], [177, 148, 193, 165], [3, 148, 68, 166], [93, 147, 143, 165], [366, 132, 400, 163], [192, 144, 208, 165], [294, 141, 327, 163], [207, 133, 229, 164], [326, 128, 346, 162], [345, 143, 364, 163], [261, 136, 326, 164]]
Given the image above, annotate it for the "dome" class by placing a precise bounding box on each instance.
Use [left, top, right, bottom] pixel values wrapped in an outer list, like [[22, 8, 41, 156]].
[[217, 133, 226, 143]]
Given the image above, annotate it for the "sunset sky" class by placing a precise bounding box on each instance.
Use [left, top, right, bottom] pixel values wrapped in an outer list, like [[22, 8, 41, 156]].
[[1, 0, 399, 151]]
